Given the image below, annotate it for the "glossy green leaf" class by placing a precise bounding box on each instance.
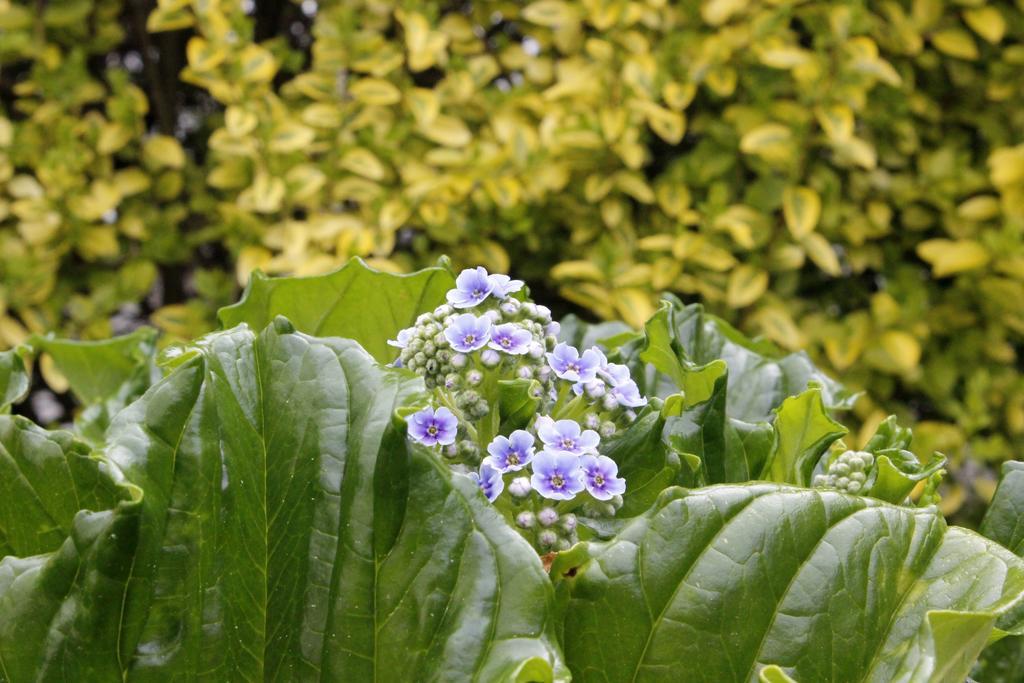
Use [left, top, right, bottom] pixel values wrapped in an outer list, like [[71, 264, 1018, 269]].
[[0, 415, 123, 557], [218, 258, 455, 363], [975, 461, 1024, 683], [0, 348, 30, 411], [765, 388, 847, 486], [29, 327, 159, 442], [640, 297, 855, 422], [555, 484, 1024, 682], [0, 322, 567, 681]]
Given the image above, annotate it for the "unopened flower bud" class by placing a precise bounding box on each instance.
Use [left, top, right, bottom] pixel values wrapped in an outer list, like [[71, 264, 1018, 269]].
[[425, 359, 438, 374], [601, 394, 619, 411], [434, 304, 453, 317], [584, 413, 600, 430], [584, 380, 606, 398], [485, 310, 502, 323], [416, 313, 432, 326], [443, 444, 458, 459], [835, 476, 850, 489], [560, 513, 577, 532], [509, 477, 532, 498], [451, 353, 468, 368], [556, 538, 571, 551], [813, 474, 828, 488], [528, 342, 544, 359], [457, 439, 479, 459], [467, 370, 483, 386], [516, 511, 535, 528], [600, 421, 616, 438], [481, 349, 501, 367], [500, 299, 520, 316], [538, 530, 557, 548], [538, 507, 558, 527], [414, 352, 427, 365], [517, 365, 534, 379], [437, 349, 451, 362], [545, 321, 561, 336], [535, 305, 552, 322], [623, 410, 637, 423], [522, 303, 538, 318], [444, 373, 461, 389], [537, 366, 552, 382]]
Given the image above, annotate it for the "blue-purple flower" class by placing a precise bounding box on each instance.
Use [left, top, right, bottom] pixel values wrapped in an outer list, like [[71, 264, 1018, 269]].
[[447, 267, 494, 308], [546, 343, 603, 383], [531, 450, 585, 500], [486, 430, 535, 472], [472, 460, 504, 502], [535, 416, 600, 455], [579, 454, 626, 500], [408, 407, 458, 446], [444, 313, 491, 352], [612, 380, 647, 408], [488, 323, 532, 355], [387, 327, 412, 349], [489, 273, 524, 299]]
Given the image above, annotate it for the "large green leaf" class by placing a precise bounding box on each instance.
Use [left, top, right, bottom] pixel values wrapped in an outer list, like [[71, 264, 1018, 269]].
[[0, 415, 123, 557], [639, 298, 855, 421], [0, 347, 30, 411], [217, 258, 454, 363], [0, 321, 566, 681], [554, 484, 1024, 682], [975, 461, 1024, 682], [29, 328, 160, 443]]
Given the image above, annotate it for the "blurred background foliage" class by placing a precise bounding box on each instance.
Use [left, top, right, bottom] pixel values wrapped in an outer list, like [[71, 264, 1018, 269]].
[[1, 0, 1022, 520]]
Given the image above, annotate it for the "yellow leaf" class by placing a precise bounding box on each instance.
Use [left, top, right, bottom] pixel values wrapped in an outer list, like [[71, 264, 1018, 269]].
[[726, 265, 769, 308], [0, 315, 30, 347], [989, 145, 1024, 189], [236, 245, 272, 285], [39, 353, 69, 394], [662, 81, 696, 111], [739, 123, 793, 164], [814, 104, 854, 142], [97, 123, 133, 154], [268, 122, 316, 153], [931, 29, 979, 60], [523, 0, 579, 27], [418, 114, 471, 147], [224, 106, 258, 136], [406, 88, 440, 126], [379, 199, 411, 231], [239, 44, 278, 83], [143, 135, 186, 169], [146, 6, 193, 32], [917, 238, 990, 277], [956, 195, 1000, 221], [802, 233, 841, 276], [187, 36, 227, 72], [301, 103, 343, 128], [880, 330, 921, 372], [340, 148, 386, 180], [285, 164, 326, 201], [8, 175, 43, 199], [78, 226, 120, 261], [350, 78, 402, 105], [833, 136, 877, 170], [701, 0, 749, 26], [963, 7, 1005, 45], [112, 168, 151, 196], [551, 260, 605, 282], [613, 288, 655, 328], [615, 172, 654, 203], [752, 306, 806, 351], [782, 186, 821, 239]]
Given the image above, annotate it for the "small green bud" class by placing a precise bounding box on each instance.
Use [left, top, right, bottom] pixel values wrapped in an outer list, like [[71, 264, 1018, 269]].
[[538, 507, 558, 527]]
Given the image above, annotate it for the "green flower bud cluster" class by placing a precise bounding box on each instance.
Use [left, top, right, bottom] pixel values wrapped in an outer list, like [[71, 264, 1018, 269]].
[[517, 506, 579, 552], [813, 450, 875, 495]]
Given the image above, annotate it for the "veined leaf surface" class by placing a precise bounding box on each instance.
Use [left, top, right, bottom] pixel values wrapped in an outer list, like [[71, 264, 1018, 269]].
[[556, 484, 1024, 682], [0, 321, 566, 681]]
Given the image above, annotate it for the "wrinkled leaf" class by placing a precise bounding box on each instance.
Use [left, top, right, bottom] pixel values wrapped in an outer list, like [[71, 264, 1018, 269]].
[[555, 484, 1024, 682], [218, 257, 454, 363]]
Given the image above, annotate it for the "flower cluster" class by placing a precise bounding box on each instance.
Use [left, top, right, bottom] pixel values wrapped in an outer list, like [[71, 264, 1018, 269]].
[[395, 267, 648, 553], [813, 450, 875, 494]]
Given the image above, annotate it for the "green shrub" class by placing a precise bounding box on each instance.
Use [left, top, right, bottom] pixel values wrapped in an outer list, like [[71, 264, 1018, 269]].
[[2, 0, 1023, 514]]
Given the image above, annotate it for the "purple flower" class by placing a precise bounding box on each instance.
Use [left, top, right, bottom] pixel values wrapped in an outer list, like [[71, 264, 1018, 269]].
[[546, 343, 603, 383], [472, 459, 505, 502], [579, 454, 626, 500], [488, 273, 524, 299], [535, 416, 600, 455], [408, 407, 458, 446], [612, 379, 647, 408], [387, 327, 413, 349], [488, 323, 532, 355], [599, 361, 630, 385], [531, 450, 585, 500], [444, 313, 491, 352], [447, 267, 494, 308], [486, 430, 535, 472]]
